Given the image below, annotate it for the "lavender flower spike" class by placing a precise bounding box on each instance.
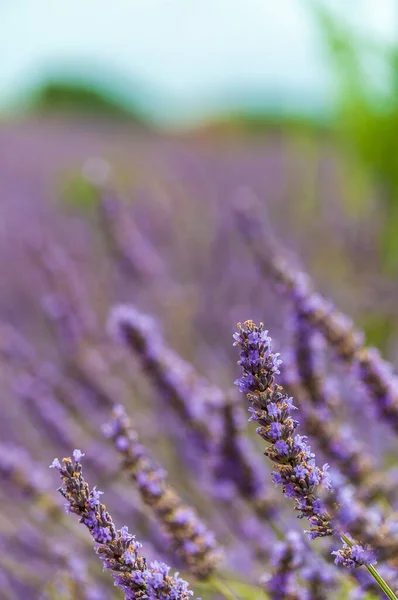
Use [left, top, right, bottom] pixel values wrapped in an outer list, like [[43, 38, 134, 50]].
[[103, 404, 222, 579], [332, 536, 376, 570], [233, 321, 333, 540], [233, 322, 398, 600], [50, 449, 197, 600]]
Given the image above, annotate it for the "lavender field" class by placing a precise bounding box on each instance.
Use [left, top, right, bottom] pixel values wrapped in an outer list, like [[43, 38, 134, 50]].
[[1, 116, 398, 599]]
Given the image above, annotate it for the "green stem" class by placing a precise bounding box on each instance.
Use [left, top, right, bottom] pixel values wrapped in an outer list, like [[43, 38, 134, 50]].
[[365, 564, 397, 600], [208, 576, 240, 600], [214, 577, 264, 595], [341, 535, 397, 600]]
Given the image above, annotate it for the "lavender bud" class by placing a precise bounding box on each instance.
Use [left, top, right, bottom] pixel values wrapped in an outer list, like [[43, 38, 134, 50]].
[[51, 450, 198, 599], [332, 537, 377, 569], [104, 405, 222, 579], [234, 321, 332, 540]]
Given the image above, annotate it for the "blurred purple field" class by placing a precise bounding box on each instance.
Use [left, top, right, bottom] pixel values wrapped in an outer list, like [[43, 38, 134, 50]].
[[1, 116, 398, 600]]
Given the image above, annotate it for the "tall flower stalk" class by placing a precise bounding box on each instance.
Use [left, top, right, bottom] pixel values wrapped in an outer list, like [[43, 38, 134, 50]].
[[50, 450, 199, 600], [234, 321, 332, 540], [233, 320, 397, 600], [103, 404, 222, 579]]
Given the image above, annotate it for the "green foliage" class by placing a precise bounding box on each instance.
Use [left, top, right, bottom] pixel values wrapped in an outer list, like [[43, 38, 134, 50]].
[[223, 578, 266, 599], [25, 77, 150, 127], [309, 1, 398, 273], [32, 81, 132, 118], [196, 575, 265, 600]]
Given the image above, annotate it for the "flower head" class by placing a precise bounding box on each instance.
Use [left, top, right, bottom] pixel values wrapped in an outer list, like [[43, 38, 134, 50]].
[[332, 538, 377, 569], [233, 321, 332, 540], [51, 451, 197, 599], [103, 405, 222, 579]]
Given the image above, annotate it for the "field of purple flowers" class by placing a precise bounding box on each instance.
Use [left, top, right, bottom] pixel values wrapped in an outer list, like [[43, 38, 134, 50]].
[[1, 117, 398, 599]]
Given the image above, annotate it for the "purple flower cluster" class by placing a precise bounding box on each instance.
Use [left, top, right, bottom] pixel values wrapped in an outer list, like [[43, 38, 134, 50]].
[[103, 404, 222, 578], [234, 320, 332, 540], [332, 538, 376, 569], [232, 320, 398, 586], [50, 450, 198, 600]]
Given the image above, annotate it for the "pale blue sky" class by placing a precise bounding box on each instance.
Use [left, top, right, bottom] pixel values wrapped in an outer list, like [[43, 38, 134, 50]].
[[1, 0, 396, 124]]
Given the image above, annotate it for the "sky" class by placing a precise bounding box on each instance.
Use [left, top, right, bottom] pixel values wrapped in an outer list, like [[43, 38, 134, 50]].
[[1, 0, 396, 124]]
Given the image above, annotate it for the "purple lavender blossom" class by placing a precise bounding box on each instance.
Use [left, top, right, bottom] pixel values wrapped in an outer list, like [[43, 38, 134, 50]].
[[332, 537, 376, 569], [281, 340, 398, 559], [232, 320, 397, 580], [333, 482, 398, 563], [234, 201, 398, 436], [50, 450, 198, 599], [103, 404, 222, 579], [233, 320, 332, 540]]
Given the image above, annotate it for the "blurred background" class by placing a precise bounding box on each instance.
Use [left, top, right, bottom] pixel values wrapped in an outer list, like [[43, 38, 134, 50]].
[[2, 0, 398, 351]]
